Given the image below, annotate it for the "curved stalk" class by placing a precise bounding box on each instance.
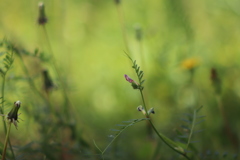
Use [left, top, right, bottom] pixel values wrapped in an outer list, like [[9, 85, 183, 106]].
[[41, 25, 71, 119], [1, 123, 12, 160], [0, 50, 16, 160]]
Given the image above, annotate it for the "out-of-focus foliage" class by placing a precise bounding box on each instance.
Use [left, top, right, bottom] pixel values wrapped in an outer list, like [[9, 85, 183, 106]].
[[0, 0, 240, 159]]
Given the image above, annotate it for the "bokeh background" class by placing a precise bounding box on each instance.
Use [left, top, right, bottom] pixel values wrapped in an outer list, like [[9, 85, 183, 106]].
[[0, 0, 240, 159]]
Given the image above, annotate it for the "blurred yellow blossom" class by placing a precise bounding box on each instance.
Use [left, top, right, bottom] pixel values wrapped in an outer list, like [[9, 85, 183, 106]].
[[181, 58, 199, 70]]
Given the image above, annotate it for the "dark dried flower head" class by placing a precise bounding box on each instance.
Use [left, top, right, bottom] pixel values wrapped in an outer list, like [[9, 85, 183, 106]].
[[38, 2, 48, 25], [211, 68, 218, 81], [42, 69, 54, 92], [114, 0, 121, 5], [210, 68, 222, 94], [7, 101, 21, 129]]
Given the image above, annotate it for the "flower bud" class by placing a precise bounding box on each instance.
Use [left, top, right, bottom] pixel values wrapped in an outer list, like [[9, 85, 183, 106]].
[[147, 108, 155, 115], [137, 105, 146, 115], [38, 2, 48, 25], [124, 74, 140, 90], [7, 101, 21, 129]]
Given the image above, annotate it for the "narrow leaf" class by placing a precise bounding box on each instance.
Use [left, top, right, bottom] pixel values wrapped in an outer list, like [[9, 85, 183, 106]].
[[195, 119, 205, 125], [181, 118, 191, 123], [110, 129, 120, 132]]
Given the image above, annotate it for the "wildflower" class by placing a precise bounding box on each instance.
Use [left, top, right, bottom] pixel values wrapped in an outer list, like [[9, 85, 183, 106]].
[[2, 101, 22, 129], [124, 74, 134, 83], [38, 2, 47, 25], [181, 58, 199, 70], [137, 105, 146, 115], [124, 74, 139, 89], [147, 108, 155, 115]]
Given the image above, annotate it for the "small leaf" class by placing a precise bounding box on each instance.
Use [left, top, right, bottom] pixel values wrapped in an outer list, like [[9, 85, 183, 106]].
[[189, 140, 199, 143], [182, 113, 192, 117], [136, 66, 140, 73], [110, 129, 120, 132], [138, 71, 143, 76], [197, 115, 206, 119], [140, 80, 145, 85], [196, 106, 203, 112], [178, 135, 188, 138], [181, 118, 191, 123], [139, 73, 144, 80], [181, 125, 190, 131], [116, 124, 126, 127], [193, 129, 204, 134], [195, 119, 205, 125]]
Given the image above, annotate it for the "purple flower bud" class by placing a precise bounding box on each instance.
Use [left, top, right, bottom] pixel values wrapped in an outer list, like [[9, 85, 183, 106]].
[[124, 74, 134, 83]]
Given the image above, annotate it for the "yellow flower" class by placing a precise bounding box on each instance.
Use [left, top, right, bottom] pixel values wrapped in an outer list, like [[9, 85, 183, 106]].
[[181, 58, 199, 70]]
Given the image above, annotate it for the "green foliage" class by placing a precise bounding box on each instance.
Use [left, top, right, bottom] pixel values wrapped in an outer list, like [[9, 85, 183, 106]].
[[0, 40, 14, 76], [0, 0, 239, 159], [94, 118, 149, 158], [176, 106, 205, 158]]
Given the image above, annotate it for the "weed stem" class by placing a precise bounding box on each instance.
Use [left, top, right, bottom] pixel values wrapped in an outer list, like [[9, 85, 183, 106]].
[[1, 123, 12, 160]]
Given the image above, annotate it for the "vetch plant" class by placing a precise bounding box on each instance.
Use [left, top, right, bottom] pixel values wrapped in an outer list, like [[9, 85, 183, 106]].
[[94, 54, 192, 160], [124, 53, 191, 159], [1, 101, 21, 160], [0, 39, 16, 159]]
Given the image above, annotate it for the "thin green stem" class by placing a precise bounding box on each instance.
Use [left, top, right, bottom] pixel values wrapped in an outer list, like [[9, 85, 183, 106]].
[[0, 55, 16, 160], [116, 3, 130, 54], [1, 123, 12, 160], [148, 120, 190, 160], [139, 90, 149, 117], [138, 81, 190, 160], [41, 25, 71, 119], [186, 110, 196, 150], [18, 54, 52, 109]]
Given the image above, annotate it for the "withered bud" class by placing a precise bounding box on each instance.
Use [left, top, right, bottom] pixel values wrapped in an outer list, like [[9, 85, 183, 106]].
[[42, 69, 54, 92], [114, 0, 121, 5], [135, 24, 142, 41], [38, 2, 48, 25], [7, 101, 21, 129]]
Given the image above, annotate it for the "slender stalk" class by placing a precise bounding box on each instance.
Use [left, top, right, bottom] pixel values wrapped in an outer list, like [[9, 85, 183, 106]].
[[139, 85, 190, 160], [41, 25, 71, 119], [186, 110, 196, 150], [17, 54, 52, 110], [1, 64, 15, 159], [1, 123, 12, 160], [116, 2, 130, 54]]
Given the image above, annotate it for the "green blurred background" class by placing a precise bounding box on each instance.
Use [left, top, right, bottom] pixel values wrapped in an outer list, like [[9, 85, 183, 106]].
[[0, 0, 240, 159]]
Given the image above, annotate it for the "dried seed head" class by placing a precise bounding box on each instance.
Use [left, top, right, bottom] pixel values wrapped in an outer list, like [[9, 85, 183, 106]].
[[38, 2, 48, 25], [114, 0, 121, 5], [42, 69, 54, 92], [7, 101, 21, 129]]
